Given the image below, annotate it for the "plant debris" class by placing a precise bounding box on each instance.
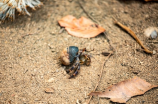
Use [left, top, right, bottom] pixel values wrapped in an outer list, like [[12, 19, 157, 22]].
[[0, 0, 43, 21], [89, 76, 158, 103], [87, 53, 113, 104], [58, 15, 105, 38], [44, 87, 54, 93], [102, 52, 114, 56], [114, 19, 153, 54]]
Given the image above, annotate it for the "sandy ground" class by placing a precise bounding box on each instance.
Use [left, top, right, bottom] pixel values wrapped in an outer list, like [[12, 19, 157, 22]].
[[0, 0, 158, 104]]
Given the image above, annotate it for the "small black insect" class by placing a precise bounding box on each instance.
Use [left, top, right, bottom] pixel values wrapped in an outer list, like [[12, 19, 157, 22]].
[[60, 46, 91, 78]]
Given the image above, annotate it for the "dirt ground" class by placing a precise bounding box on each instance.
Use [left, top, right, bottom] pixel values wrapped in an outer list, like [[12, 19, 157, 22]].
[[0, 0, 158, 104]]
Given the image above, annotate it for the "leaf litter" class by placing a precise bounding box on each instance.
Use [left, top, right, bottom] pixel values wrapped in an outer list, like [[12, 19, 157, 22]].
[[58, 15, 105, 38], [89, 76, 158, 103], [57, 2, 157, 103]]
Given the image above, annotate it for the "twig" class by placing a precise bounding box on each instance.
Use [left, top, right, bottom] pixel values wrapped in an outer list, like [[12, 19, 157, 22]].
[[58, 28, 65, 34], [87, 53, 112, 104], [148, 40, 158, 44], [78, 1, 114, 103], [113, 19, 153, 54], [21, 33, 33, 38]]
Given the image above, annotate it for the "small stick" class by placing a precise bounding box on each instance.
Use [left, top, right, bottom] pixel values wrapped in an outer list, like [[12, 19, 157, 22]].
[[21, 33, 33, 38], [113, 19, 153, 54], [87, 53, 112, 104], [148, 40, 158, 43]]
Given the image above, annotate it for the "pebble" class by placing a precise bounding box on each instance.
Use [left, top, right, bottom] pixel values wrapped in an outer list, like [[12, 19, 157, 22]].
[[46, 78, 54, 82], [153, 50, 156, 55], [145, 14, 149, 19], [150, 30, 157, 39], [144, 27, 158, 39]]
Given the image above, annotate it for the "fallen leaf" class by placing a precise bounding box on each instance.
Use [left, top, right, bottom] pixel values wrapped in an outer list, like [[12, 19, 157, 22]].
[[89, 76, 158, 103], [44, 87, 54, 93], [58, 15, 105, 38]]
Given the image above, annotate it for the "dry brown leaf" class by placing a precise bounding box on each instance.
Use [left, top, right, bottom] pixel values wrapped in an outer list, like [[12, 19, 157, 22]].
[[58, 15, 105, 38], [89, 76, 158, 103]]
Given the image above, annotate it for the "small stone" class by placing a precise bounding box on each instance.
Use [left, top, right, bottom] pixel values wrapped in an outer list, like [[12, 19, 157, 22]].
[[153, 50, 156, 55], [113, 8, 116, 12], [40, 75, 43, 79], [56, 69, 59, 72], [145, 14, 149, 19], [46, 78, 54, 82], [144, 27, 158, 38], [76, 99, 81, 104], [150, 30, 157, 39]]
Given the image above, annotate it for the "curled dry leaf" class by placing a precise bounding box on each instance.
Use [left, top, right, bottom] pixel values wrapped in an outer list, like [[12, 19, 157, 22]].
[[58, 15, 105, 38], [89, 76, 158, 103]]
